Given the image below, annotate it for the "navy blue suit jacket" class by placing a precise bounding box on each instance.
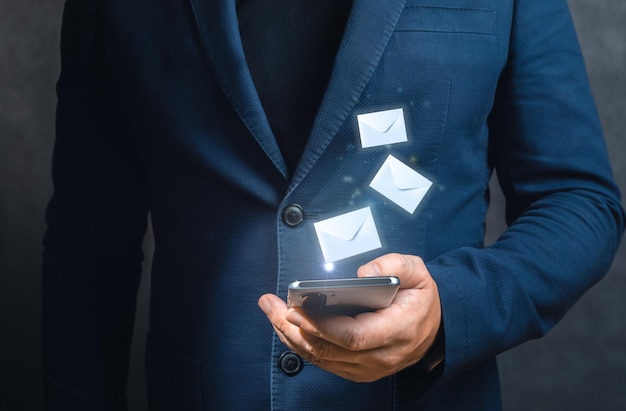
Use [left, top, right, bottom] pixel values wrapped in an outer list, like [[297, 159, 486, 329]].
[[43, 0, 625, 410]]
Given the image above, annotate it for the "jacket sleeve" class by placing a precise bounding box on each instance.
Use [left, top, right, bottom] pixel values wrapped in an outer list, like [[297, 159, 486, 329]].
[[427, 0, 625, 379], [42, 1, 149, 409]]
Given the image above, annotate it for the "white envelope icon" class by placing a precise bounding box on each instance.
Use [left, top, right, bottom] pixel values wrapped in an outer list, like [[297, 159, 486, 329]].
[[357, 108, 408, 148], [369, 155, 433, 214], [313, 207, 382, 263]]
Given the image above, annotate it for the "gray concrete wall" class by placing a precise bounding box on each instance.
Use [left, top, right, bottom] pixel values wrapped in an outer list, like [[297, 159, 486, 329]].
[[0, 1, 624, 409]]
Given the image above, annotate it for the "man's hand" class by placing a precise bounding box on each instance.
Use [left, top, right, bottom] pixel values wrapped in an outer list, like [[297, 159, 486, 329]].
[[258, 253, 442, 383]]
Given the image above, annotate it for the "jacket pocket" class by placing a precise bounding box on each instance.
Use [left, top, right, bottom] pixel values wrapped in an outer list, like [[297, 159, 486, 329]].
[[146, 337, 204, 411], [395, 5, 496, 35]]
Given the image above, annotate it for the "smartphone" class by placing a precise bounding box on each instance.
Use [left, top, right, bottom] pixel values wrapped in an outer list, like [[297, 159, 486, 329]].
[[287, 276, 401, 315]]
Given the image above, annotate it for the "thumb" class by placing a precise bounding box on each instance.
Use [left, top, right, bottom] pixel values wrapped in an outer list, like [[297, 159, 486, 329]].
[[358, 253, 431, 290]]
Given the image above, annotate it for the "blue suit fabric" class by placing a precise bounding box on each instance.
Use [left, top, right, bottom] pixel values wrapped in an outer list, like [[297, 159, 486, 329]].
[[43, 0, 625, 410]]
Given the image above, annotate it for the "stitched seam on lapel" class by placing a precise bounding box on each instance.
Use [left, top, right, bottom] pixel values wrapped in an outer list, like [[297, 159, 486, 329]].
[[287, 0, 408, 195], [187, 0, 288, 179]]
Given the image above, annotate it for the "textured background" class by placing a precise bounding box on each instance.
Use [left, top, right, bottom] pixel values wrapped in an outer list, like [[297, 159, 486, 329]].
[[0, 1, 624, 410]]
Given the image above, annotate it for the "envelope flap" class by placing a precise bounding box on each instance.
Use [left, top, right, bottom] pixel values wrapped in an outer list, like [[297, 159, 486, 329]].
[[389, 156, 430, 190], [316, 208, 369, 241], [359, 109, 402, 133]]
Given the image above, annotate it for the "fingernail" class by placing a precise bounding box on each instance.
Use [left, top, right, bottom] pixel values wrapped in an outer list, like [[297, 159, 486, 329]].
[[258, 296, 272, 314], [361, 262, 382, 277], [286, 309, 303, 327]]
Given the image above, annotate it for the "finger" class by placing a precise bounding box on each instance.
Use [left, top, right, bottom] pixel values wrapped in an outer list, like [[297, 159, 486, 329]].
[[358, 253, 431, 289], [268, 306, 370, 370], [259, 294, 359, 361], [298, 332, 411, 383], [259, 294, 306, 347], [258, 293, 290, 325], [296, 331, 364, 365], [264, 295, 435, 383], [272, 324, 302, 354], [287, 308, 398, 351]]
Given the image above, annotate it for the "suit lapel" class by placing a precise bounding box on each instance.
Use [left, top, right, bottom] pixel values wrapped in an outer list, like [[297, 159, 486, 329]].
[[188, 0, 289, 179], [188, 0, 407, 189], [289, 0, 408, 193]]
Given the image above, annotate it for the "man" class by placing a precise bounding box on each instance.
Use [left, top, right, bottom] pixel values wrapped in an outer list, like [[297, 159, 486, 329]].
[[43, 0, 625, 410]]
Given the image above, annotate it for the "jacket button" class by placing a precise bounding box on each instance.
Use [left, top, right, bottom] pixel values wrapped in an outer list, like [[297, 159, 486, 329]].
[[278, 351, 303, 376], [282, 204, 304, 227]]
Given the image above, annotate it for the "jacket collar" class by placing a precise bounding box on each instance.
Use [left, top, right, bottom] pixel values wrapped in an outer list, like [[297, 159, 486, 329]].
[[189, 0, 407, 189]]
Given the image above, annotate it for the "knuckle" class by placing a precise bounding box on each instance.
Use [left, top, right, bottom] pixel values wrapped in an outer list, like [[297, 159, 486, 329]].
[[388, 253, 410, 272], [371, 348, 409, 374], [274, 317, 290, 334], [370, 353, 392, 369], [342, 329, 367, 351], [310, 323, 325, 338], [304, 341, 328, 364], [411, 255, 425, 266], [396, 253, 426, 278]]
